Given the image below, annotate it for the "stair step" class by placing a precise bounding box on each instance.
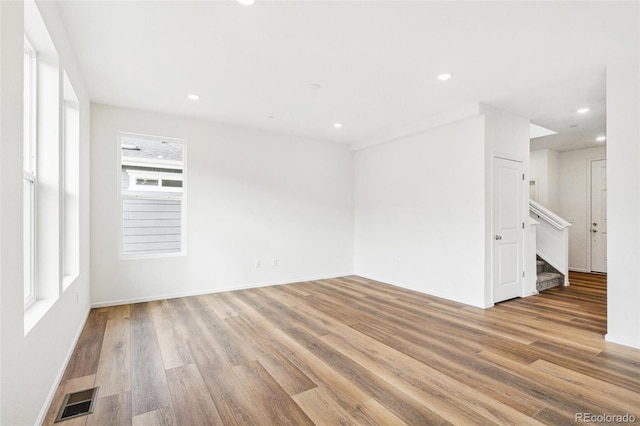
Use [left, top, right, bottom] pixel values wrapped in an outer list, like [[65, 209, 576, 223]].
[[537, 271, 563, 291], [537, 271, 563, 282]]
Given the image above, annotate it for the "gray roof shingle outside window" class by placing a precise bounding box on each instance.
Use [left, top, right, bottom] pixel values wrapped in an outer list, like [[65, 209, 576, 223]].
[[121, 135, 183, 162]]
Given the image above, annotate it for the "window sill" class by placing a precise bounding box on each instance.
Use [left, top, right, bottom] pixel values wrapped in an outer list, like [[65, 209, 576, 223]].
[[63, 273, 79, 291], [120, 251, 186, 261], [24, 297, 56, 336]]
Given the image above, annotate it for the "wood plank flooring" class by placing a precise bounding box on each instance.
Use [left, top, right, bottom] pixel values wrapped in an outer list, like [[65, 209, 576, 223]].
[[45, 272, 640, 425]]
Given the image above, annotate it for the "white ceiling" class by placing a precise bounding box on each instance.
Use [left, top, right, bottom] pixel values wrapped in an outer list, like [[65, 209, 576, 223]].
[[56, 0, 639, 152]]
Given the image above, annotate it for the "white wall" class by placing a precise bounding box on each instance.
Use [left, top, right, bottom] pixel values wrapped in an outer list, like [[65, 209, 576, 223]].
[[91, 104, 353, 305], [529, 150, 547, 203], [558, 146, 606, 272], [529, 149, 561, 212], [547, 149, 560, 211], [0, 1, 92, 425], [607, 59, 640, 349], [354, 114, 487, 307], [353, 104, 529, 309]]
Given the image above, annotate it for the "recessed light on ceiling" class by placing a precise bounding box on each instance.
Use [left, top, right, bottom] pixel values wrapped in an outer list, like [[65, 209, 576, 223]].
[[577, 107, 589, 114], [237, 0, 255, 5], [334, 123, 343, 128], [570, 124, 578, 128], [156, 155, 164, 159], [596, 136, 607, 142], [437, 73, 452, 81], [187, 94, 200, 101]]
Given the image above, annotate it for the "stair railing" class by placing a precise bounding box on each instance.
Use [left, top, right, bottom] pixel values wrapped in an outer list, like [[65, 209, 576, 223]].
[[529, 199, 571, 286]]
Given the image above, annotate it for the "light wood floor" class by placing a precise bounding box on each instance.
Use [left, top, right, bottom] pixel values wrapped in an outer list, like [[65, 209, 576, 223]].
[[45, 273, 640, 425]]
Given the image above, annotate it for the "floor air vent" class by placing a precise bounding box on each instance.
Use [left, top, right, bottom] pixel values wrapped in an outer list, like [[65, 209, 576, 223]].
[[54, 387, 99, 423]]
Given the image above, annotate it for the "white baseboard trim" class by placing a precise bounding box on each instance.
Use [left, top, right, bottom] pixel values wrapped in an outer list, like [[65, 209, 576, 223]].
[[353, 272, 487, 309], [569, 267, 590, 273], [605, 332, 640, 350], [91, 272, 354, 308], [36, 307, 92, 426]]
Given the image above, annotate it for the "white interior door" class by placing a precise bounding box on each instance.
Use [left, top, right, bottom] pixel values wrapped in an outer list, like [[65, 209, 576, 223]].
[[591, 159, 607, 273], [492, 157, 524, 303]]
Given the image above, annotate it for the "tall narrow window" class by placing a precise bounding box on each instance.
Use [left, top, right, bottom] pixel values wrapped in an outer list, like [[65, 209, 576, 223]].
[[23, 37, 37, 307], [119, 134, 186, 257], [24, 0, 64, 333]]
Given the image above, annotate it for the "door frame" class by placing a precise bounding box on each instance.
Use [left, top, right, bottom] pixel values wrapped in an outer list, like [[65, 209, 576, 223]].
[[489, 153, 527, 305], [587, 157, 607, 273]]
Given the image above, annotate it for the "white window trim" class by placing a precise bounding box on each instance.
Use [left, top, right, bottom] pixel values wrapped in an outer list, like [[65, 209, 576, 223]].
[[24, 38, 37, 174], [122, 194, 183, 202], [62, 79, 81, 289], [23, 37, 37, 309], [118, 132, 187, 260], [23, 176, 36, 309], [122, 156, 183, 170], [126, 169, 183, 193]]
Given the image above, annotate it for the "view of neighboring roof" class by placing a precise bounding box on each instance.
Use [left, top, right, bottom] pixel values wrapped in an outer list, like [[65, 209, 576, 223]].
[[121, 136, 183, 162]]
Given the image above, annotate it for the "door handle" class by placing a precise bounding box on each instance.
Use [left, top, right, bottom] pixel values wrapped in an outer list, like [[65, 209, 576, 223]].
[[592, 229, 597, 233], [494, 235, 502, 240]]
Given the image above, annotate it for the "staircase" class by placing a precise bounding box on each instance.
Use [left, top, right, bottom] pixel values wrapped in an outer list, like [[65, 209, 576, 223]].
[[536, 256, 564, 291], [529, 199, 571, 290]]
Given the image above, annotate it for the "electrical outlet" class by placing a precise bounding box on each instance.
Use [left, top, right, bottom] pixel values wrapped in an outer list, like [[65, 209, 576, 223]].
[[255, 260, 261, 268], [272, 258, 278, 267]]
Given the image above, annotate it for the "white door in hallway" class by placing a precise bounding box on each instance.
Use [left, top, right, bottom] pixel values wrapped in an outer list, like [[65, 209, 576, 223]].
[[591, 159, 607, 273], [492, 157, 524, 303]]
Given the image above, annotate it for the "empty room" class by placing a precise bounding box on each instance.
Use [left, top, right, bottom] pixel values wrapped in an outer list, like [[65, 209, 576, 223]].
[[1, 0, 640, 425]]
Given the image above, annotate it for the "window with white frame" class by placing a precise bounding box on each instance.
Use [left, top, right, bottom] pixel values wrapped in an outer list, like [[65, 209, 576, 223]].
[[119, 134, 186, 257], [23, 0, 80, 334], [23, 37, 37, 308]]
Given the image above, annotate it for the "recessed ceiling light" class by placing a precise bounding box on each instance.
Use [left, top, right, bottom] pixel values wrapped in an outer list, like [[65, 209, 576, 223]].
[[187, 94, 200, 101], [577, 107, 589, 114], [156, 155, 164, 159], [237, 0, 255, 5], [596, 136, 606, 142], [437, 73, 452, 81], [334, 123, 343, 128], [570, 124, 578, 128]]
